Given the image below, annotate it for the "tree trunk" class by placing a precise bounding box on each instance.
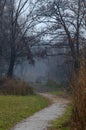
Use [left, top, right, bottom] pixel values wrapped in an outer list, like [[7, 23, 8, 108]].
[[74, 58, 80, 71], [7, 54, 15, 77]]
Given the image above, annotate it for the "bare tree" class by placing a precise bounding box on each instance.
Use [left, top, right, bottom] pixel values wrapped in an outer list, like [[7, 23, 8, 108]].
[[0, 0, 6, 56], [36, 0, 86, 71], [0, 0, 39, 77], [1, 0, 86, 77]]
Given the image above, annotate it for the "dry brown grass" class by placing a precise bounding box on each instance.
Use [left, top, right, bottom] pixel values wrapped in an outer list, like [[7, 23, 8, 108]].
[[71, 65, 86, 130], [0, 77, 34, 95]]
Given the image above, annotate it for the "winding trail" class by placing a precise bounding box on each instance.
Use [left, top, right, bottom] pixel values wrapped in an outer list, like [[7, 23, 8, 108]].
[[11, 93, 69, 130]]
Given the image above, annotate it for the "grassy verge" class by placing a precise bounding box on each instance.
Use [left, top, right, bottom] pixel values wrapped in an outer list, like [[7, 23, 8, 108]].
[[48, 90, 71, 100], [49, 105, 72, 130], [45, 80, 69, 91], [0, 94, 50, 130], [49, 90, 66, 96]]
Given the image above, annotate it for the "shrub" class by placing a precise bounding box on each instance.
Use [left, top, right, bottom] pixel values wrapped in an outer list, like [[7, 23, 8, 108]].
[[0, 77, 34, 95]]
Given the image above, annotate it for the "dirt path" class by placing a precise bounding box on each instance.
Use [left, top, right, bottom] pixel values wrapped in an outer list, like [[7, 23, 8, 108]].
[[11, 93, 69, 130]]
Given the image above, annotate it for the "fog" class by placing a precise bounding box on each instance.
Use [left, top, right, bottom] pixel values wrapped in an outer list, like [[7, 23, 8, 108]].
[[14, 58, 48, 83]]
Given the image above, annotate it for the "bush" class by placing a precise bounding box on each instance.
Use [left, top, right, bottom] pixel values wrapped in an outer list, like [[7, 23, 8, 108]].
[[0, 78, 34, 95]]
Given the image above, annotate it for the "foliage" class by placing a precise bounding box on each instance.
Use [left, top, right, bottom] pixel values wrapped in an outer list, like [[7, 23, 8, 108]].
[[49, 105, 72, 130], [0, 78, 34, 95], [0, 94, 49, 130]]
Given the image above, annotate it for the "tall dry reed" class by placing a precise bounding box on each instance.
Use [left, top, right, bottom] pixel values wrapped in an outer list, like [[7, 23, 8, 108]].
[[71, 60, 86, 130]]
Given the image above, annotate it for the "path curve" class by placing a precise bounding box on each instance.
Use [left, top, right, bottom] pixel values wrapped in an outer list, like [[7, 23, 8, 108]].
[[11, 93, 69, 130]]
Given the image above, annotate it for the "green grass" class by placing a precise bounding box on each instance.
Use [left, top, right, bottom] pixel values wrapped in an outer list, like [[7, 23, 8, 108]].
[[45, 80, 69, 92], [49, 105, 72, 130], [49, 90, 71, 99], [0, 94, 50, 130], [49, 91, 66, 96]]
